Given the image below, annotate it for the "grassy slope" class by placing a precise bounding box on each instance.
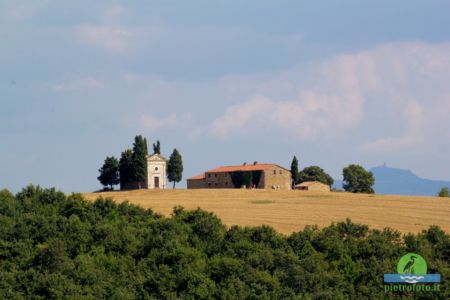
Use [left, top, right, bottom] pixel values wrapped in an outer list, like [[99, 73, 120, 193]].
[[83, 189, 450, 234]]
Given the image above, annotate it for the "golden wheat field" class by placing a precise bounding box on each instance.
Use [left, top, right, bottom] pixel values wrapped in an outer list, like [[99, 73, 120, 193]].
[[83, 189, 450, 235]]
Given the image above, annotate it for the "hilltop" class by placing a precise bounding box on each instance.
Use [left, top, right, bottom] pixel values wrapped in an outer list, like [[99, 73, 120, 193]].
[[83, 189, 450, 235]]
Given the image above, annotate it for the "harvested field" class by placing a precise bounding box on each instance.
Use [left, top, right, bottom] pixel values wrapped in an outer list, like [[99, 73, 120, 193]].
[[83, 189, 450, 235]]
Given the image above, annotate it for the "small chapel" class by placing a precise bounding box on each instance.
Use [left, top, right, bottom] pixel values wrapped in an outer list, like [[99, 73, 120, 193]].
[[146, 153, 167, 189]]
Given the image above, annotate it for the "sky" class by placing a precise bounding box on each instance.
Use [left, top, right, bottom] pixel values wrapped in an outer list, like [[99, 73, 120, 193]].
[[1, 1, 450, 193]]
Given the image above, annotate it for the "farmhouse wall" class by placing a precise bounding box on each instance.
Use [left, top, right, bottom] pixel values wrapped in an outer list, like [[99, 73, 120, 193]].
[[187, 178, 206, 189], [204, 172, 234, 188], [295, 181, 330, 192], [187, 163, 291, 190], [262, 166, 292, 190]]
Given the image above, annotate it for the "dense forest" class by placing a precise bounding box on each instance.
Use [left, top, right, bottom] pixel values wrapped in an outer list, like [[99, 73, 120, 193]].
[[0, 186, 448, 299]]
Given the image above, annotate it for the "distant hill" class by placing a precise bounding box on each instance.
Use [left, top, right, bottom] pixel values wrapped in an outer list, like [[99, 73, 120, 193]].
[[334, 165, 450, 196]]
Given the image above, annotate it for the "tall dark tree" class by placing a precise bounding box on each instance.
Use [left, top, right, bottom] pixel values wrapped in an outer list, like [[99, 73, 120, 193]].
[[144, 137, 148, 156], [167, 148, 183, 189], [153, 140, 161, 154], [97, 156, 120, 190], [342, 164, 375, 194], [298, 166, 334, 186], [119, 149, 133, 190], [132, 135, 148, 188], [290, 156, 299, 187]]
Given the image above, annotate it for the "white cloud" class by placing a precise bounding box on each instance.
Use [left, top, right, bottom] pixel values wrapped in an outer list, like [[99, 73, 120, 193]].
[[209, 42, 450, 148], [78, 24, 133, 53], [209, 51, 372, 140], [210, 91, 361, 140]]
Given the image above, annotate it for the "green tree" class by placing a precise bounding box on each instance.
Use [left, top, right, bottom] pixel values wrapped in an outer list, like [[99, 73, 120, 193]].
[[298, 166, 334, 186], [438, 187, 449, 197], [119, 149, 133, 190], [290, 156, 300, 187], [144, 137, 148, 156], [342, 164, 374, 194], [132, 135, 148, 187], [97, 157, 120, 190], [153, 140, 161, 154], [167, 148, 183, 189]]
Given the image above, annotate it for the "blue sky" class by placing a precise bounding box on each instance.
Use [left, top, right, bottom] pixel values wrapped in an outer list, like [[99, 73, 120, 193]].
[[1, 1, 450, 192]]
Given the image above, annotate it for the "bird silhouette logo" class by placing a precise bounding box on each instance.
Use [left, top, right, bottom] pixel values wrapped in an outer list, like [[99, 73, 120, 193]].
[[384, 253, 440, 285], [397, 253, 427, 275], [402, 255, 416, 274]]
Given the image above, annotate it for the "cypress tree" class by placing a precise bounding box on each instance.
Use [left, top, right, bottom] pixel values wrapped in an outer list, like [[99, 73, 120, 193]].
[[290, 156, 299, 187], [119, 149, 133, 190], [132, 135, 148, 188], [143, 137, 148, 156], [153, 140, 161, 154], [167, 148, 183, 189]]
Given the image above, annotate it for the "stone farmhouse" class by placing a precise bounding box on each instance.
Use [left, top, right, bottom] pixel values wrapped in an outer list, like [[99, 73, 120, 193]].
[[187, 162, 292, 190]]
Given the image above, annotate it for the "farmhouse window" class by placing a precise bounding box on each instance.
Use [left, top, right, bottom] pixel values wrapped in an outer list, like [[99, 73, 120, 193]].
[[273, 170, 276, 175]]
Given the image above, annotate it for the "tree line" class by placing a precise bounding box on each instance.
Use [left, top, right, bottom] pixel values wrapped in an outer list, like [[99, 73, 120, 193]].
[[97, 136, 183, 190], [0, 185, 448, 299], [99, 142, 375, 193], [290, 156, 375, 193]]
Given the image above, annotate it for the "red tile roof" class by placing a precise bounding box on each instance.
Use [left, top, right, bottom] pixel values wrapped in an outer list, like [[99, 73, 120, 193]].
[[206, 163, 288, 173], [187, 173, 206, 180]]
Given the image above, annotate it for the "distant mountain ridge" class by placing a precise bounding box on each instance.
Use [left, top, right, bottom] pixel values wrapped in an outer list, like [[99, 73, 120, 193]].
[[333, 166, 450, 196]]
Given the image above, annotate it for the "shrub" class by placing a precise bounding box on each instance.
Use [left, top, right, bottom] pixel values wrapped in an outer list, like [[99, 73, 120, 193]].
[[438, 187, 449, 197]]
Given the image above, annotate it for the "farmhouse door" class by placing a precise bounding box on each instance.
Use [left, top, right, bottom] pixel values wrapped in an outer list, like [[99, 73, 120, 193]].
[[154, 177, 160, 188]]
